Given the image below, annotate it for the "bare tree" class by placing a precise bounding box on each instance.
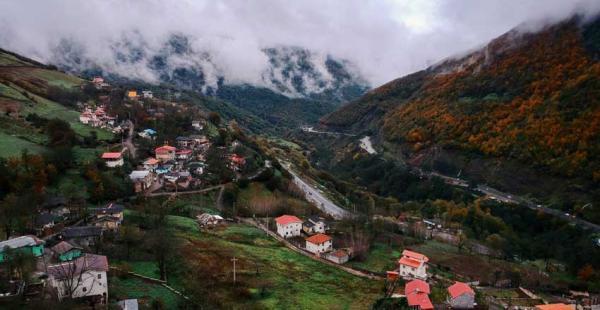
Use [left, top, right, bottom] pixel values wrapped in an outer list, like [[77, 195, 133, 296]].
[[47, 254, 107, 303]]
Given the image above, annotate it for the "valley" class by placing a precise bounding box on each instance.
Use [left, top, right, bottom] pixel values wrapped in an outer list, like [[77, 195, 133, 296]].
[[0, 4, 599, 310]]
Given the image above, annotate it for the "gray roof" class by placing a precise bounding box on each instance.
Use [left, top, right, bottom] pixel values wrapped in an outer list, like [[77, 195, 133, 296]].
[[0, 236, 44, 252], [51, 241, 81, 255], [47, 254, 109, 280], [62, 226, 102, 238], [117, 299, 139, 310], [95, 203, 125, 215], [129, 170, 150, 180], [35, 213, 56, 226]]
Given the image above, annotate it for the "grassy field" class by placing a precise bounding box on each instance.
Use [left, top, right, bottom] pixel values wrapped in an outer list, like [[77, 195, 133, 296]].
[[349, 242, 400, 273], [109, 276, 181, 309], [0, 131, 47, 158], [168, 215, 382, 309], [0, 52, 30, 66]]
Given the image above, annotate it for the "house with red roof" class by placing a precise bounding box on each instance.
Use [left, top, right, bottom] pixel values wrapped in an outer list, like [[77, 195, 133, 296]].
[[305, 233, 333, 254], [155, 145, 176, 162], [405, 279, 433, 310], [229, 154, 246, 171], [176, 149, 193, 161], [325, 249, 349, 264], [447, 281, 475, 309], [275, 215, 302, 238], [398, 249, 429, 280], [101, 152, 124, 168], [535, 304, 576, 310]]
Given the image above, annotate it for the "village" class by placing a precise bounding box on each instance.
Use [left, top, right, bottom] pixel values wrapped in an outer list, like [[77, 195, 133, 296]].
[[0, 74, 598, 309]]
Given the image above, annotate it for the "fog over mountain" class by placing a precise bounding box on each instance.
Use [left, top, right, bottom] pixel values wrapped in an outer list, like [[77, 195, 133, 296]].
[[1, 0, 599, 93]]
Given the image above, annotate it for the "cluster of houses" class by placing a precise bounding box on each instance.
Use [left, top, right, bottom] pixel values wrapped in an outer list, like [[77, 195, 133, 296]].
[[0, 203, 125, 305], [127, 135, 214, 193], [78, 104, 124, 134], [274, 215, 351, 264]]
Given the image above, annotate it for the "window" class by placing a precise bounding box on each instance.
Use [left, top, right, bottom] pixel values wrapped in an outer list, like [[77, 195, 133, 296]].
[[98, 274, 102, 279], [82, 287, 87, 292]]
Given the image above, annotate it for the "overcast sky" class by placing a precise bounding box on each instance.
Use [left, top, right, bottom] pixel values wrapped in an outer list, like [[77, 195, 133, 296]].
[[1, 0, 599, 87]]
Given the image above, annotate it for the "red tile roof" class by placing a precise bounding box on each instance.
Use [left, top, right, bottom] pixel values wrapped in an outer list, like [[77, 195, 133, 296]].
[[144, 158, 159, 165], [101, 152, 122, 159], [386, 271, 399, 281], [402, 250, 429, 262], [448, 282, 475, 299], [275, 215, 302, 225], [535, 304, 575, 310], [305, 233, 332, 245], [329, 249, 348, 258], [155, 145, 176, 153], [405, 279, 430, 295], [406, 291, 433, 310], [176, 149, 193, 155], [399, 256, 422, 268]]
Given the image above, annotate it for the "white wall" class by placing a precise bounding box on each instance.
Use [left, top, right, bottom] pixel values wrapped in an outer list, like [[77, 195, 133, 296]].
[[306, 240, 332, 254], [277, 222, 302, 238], [51, 270, 108, 303]]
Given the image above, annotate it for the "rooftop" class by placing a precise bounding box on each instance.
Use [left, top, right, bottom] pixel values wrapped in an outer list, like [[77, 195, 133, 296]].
[[51, 241, 80, 255], [61, 226, 102, 238], [448, 282, 475, 299], [405, 279, 430, 295], [101, 152, 122, 159], [275, 215, 302, 225], [305, 233, 332, 244], [402, 249, 429, 262], [47, 254, 109, 280], [535, 304, 576, 310], [0, 236, 44, 252]]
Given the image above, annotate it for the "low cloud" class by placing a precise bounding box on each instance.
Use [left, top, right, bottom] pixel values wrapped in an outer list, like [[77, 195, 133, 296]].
[[1, 0, 599, 87]]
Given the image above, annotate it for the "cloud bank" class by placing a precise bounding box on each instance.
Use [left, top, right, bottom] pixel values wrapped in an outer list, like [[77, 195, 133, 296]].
[[1, 0, 599, 87]]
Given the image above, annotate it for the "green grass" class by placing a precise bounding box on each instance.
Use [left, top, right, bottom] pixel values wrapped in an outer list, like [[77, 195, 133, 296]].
[[0, 52, 30, 66], [349, 242, 399, 273], [109, 276, 180, 308], [170, 217, 382, 309], [73, 146, 103, 165], [32, 68, 82, 88], [0, 132, 46, 158]]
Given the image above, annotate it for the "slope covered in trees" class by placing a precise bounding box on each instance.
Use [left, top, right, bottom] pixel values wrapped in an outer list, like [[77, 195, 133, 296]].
[[322, 16, 600, 196]]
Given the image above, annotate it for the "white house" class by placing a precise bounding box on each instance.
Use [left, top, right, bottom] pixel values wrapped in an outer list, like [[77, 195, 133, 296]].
[[302, 215, 328, 235], [305, 233, 332, 254], [101, 152, 124, 168], [47, 254, 109, 304], [142, 90, 153, 99], [398, 249, 429, 280], [447, 282, 475, 309], [275, 215, 302, 238]]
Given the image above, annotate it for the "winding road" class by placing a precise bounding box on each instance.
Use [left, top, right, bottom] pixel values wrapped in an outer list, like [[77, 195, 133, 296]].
[[122, 120, 136, 159]]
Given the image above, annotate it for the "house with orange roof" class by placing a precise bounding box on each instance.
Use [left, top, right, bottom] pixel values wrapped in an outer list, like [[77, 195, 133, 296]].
[[101, 152, 124, 168], [305, 233, 332, 254], [405, 279, 433, 310], [325, 249, 349, 264], [275, 215, 302, 238], [155, 145, 176, 162], [535, 304, 575, 310], [447, 281, 475, 309], [126, 90, 138, 100], [398, 249, 429, 280], [143, 157, 160, 171]]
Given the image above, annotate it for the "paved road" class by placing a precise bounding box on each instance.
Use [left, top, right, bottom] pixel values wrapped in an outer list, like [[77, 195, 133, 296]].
[[476, 185, 600, 232], [123, 120, 136, 159], [279, 162, 352, 220]]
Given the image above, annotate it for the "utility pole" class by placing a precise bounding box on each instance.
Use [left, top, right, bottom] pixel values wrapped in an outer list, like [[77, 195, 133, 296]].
[[231, 256, 238, 284]]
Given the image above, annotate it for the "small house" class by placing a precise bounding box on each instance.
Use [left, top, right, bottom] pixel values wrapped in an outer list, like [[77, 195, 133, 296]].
[[35, 212, 57, 232], [155, 145, 176, 162], [192, 120, 204, 131], [325, 249, 349, 264], [60, 226, 103, 248], [126, 90, 138, 100], [176, 136, 194, 148], [129, 170, 153, 193], [302, 215, 328, 235], [0, 236, 45, 262], [447, 282, 475, 309], [117, 299, 139, 310], [138, 128, 157, 139], [47, 254, 109, 304], [229, 154, 246, 171], [141, 90, 153, 99], [95, 203, 124, 222], [143, 157, 159, 172], [176, 149, 193, 161], [305, 233, 333, 254], [398, 250, 429, 280], [196, 213, 224, 227], [101, 152, 124, 168], [92, 77, 104, 85], [275, 215, 302, 238], [43, 196, 70, 218], [51, 241, 82, 262], [92, 216, 121, 232], [405, 279, 433, 310]]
